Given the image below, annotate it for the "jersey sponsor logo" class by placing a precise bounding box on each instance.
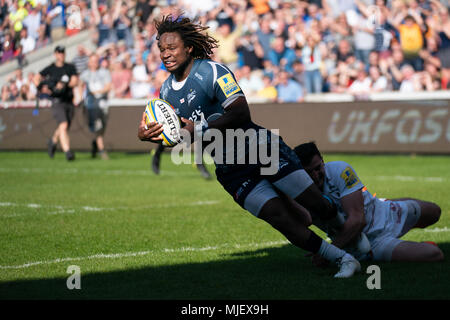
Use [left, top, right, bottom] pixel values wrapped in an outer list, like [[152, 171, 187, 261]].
[[187, 89, 196, 105], [189, 109, 204, 122], [194, 72, 203, 81], [235, 179, 251, 200], [217, 74, 241, 98], [340, 166, 360, 189]]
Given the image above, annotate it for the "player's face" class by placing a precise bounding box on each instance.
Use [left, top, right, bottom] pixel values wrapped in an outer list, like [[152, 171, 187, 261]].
[[303, 155, 325, 191], [158, 32, 193, 78]]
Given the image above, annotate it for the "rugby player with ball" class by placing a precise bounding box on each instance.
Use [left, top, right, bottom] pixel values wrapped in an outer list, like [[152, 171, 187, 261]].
[[138, 15, 361, 278]]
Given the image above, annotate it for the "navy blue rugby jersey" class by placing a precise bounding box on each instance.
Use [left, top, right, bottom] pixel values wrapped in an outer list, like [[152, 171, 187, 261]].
[[159, 59, 245, 123], [159, 59, 284, 177]]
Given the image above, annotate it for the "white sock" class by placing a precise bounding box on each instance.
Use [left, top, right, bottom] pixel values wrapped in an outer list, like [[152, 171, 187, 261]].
[[318, 240, 347, 263]]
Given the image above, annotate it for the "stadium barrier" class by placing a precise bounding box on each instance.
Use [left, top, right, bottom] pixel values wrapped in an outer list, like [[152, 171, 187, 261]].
[[0, 94, 449, 154]]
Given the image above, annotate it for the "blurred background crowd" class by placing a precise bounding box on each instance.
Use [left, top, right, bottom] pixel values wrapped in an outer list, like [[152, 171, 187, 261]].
[[1, 0, 450, 104]]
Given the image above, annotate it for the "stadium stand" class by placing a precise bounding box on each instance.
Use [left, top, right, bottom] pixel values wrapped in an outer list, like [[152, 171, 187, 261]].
[[0, 0, 449, 104]]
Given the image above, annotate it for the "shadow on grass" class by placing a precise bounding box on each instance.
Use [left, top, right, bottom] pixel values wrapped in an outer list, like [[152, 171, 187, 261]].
[[1, 243, 449, 300]]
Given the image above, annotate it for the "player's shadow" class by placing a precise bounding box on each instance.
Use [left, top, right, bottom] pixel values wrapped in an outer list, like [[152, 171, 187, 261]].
[[1, 243, 449, 300]]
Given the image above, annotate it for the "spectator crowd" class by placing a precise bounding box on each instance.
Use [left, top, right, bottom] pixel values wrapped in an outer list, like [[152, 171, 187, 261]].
[[1, 0, 450, 104]]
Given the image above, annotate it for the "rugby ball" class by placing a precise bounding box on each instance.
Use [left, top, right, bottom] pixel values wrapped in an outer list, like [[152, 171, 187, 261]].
[[144, 98, 181, 147]]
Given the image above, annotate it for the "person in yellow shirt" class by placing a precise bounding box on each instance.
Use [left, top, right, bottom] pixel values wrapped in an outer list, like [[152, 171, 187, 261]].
[[398, 16, 423, 56], [9, 0, 29, 33], [256, 74, 278, 102], [391, 12, 425, 71]]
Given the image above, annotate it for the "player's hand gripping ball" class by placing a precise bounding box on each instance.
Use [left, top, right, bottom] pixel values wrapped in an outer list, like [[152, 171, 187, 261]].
[[144, 98, 181, 147]]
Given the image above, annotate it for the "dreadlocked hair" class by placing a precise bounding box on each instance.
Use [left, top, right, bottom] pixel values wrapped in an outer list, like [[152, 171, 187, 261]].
[[155, 15, 218, 60]]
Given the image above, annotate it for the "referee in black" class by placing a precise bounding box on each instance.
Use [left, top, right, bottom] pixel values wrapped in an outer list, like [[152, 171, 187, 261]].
[[35, 46, 79, 161]]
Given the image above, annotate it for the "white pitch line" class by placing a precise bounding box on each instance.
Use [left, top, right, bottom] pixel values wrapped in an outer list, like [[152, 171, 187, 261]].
[[421, 226, 450, 233], [1, 227, 449, 269], [407, 226, 450, 234], [0, 167, 446, 182], [0, 202, 14, 206], [371, 175, 445, 183], [0, 200, 221, 218], [0, 167, 201, 177], [0, 240, 290, 270]]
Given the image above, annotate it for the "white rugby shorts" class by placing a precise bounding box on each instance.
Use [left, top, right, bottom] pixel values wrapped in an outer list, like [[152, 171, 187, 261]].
[[244, 169, 313, 217], [368, 200, 422, 261]]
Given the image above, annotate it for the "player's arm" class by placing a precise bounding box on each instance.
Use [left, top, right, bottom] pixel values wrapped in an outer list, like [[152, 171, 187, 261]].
[[332, 190, 366, 249], [210, 96, 251, 130], [137, 111, 164, 143], [189, 95, 251, 131], [180, 96, 250, 138], [182, 63, 251, 136]]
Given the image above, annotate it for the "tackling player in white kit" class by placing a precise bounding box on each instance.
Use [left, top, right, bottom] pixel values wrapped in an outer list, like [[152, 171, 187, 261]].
[[294, 142, 444, 263]]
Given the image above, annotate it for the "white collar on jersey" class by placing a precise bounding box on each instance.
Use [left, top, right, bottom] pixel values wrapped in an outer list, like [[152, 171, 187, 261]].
[[171, 76, 188, 91]]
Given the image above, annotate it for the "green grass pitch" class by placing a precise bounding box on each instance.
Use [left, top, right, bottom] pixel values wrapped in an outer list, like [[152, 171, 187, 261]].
[[0, 151, 449, 300]]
